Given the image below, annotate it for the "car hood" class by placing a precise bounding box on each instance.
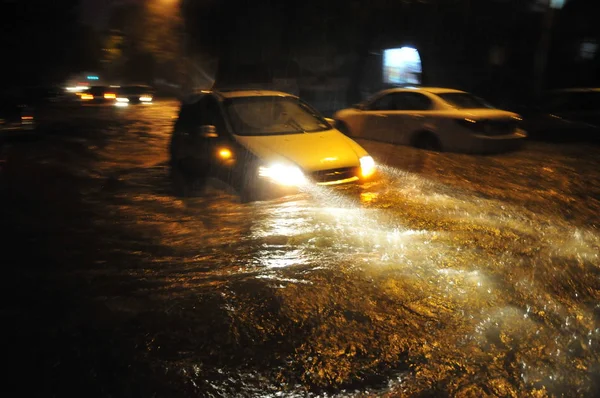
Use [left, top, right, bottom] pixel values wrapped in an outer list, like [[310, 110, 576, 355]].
[[234, 129, 366, 172]]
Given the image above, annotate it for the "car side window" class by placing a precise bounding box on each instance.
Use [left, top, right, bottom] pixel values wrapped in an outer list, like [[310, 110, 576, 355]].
[[369, 94, 396, 111], [201, 96, 228, 134], [185, 96, 214, 128], [394, 93, 433, 111]]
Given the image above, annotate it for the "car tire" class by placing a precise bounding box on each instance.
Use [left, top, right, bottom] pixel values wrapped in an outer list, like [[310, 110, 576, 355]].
[[413, 131, 442, 151]]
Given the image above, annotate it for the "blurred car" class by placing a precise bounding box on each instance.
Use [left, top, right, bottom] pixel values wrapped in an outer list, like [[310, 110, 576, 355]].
[[169, 89, 376, 201], [116, 85, 154, 105], [519, 88, 600, 142], [0, 96, 35, 135], [79, 86, 117, 104], [333, 87, 527, 153]]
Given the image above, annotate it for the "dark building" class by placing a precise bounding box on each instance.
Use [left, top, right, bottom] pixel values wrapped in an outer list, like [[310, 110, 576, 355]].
[[186, 0, 598, 113]]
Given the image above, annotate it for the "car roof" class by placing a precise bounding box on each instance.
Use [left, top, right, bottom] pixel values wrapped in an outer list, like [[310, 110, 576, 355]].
[[378, 87, 466, 95], [417, 87, 466, 94]]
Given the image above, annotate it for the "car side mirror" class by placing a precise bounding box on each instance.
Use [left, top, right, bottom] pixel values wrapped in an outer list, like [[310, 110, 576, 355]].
[[197, 124, 218, 138]]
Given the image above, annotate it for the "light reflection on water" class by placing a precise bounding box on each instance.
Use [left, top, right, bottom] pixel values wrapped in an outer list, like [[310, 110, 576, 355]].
[[164, 160, 596, 395], [106, 158, 599, 396], [11, 102, 599, 396]]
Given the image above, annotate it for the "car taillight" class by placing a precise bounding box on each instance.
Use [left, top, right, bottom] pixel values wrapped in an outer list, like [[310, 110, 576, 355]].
[[455, 118, 485, 132], [21, 115, 34, 124]]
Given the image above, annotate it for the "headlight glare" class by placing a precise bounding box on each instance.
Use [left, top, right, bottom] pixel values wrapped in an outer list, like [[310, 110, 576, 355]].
[[360, 155, 376, 178], [258, 163, 307, 186]]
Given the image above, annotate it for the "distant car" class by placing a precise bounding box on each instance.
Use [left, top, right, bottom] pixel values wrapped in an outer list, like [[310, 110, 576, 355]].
[[0, 97, 35, 135], [334, 87, 527, 153], [520, 88, 600, 142], [79, 86, 117, 103], [169, 89, 376, 201], [116, 85, 154, 105]]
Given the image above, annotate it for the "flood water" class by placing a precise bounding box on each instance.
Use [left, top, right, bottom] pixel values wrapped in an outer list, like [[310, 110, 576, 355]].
[[2, 100, 599, 397]]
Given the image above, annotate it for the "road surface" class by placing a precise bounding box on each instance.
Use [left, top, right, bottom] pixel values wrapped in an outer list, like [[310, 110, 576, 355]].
[[1, 100, 599, 397]]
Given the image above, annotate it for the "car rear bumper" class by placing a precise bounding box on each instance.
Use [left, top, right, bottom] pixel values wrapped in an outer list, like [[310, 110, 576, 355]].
[[465, 129, 527, 154]]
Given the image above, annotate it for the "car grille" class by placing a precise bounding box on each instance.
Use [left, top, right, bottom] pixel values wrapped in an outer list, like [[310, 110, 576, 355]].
[[311, 167, 360, 183], [484, 119, 519, 136]]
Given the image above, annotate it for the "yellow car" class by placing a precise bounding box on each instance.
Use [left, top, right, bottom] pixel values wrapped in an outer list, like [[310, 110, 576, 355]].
[[169, 89, 376, 201]]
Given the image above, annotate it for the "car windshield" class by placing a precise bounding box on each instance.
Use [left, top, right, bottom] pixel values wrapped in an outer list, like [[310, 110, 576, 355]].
[[437, 93, 495, 109], [224, 96, 330, 136]]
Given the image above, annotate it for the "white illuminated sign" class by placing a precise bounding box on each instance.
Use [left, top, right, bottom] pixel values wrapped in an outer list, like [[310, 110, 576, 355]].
[[383, 47, 422, 85]]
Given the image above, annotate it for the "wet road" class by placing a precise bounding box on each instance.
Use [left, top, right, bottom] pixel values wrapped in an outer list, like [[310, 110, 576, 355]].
[[2, 100, 600, 397]]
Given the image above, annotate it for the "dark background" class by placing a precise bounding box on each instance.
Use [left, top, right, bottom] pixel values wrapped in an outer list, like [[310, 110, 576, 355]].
[[1, 0, 599, 106]]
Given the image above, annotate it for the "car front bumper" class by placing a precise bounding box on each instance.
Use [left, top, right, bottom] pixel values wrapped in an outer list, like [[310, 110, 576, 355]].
[[247, 168, 374, 201]]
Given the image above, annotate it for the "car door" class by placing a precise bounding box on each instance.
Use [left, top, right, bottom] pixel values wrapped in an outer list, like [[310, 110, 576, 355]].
[[361, 93, 397, 142], [364, 92, 431, 144], [179, 95, 226, 175], [171, 100, 200, 163], [383, 92, 432, 145]]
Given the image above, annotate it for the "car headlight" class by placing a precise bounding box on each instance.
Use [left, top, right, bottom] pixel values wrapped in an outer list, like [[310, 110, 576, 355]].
[[359, 155, 376, 178], [258, 163, 307, 186]]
